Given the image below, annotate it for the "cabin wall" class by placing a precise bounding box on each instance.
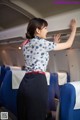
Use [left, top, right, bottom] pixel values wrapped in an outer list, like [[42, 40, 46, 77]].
[[47, 49, 80, 81], [0, 48, 25, 67]]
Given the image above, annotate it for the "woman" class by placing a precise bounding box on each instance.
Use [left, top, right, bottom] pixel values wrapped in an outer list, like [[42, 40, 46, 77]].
[[17, 18, 77, 120]]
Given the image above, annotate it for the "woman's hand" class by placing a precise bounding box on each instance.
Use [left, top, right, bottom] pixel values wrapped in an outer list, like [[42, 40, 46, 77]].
[[53, 33, 61, 43], [69, 19, 77, 31], [53, 19, 77, 51]]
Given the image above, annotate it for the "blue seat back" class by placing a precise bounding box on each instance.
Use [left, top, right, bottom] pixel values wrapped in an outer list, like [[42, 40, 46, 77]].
[[67, 72, 70, 82], [48, 73, 59, 111], [0, 70, 17, 116], [59, 83, 80, 120], [0, 66, 10, 86], [0, 65, 6, 85], [48, 72, 70, 112]]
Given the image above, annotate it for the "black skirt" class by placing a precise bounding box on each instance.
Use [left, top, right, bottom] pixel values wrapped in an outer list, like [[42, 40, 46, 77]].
[[17, 73, 48, 120]]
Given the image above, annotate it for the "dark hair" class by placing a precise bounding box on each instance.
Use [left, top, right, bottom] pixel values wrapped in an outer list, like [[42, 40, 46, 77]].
[[26, 18, 48, 39]]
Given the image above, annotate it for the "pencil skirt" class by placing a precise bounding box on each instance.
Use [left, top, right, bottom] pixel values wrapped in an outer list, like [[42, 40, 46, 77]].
[[17, 73, 48, 120]]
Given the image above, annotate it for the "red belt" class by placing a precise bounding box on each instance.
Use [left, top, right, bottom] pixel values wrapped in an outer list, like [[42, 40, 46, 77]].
[[26, 71, 45, 75]]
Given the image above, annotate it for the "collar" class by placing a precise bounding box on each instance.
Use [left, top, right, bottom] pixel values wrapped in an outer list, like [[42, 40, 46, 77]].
[[35, 36, 41, 39]]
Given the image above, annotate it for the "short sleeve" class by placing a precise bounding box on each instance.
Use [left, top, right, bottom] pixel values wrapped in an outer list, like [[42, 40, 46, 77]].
[[42, 39, 57, 51]]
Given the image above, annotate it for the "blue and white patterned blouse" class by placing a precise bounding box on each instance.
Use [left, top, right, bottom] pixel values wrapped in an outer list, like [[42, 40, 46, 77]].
[[22, 36, 57, 72]]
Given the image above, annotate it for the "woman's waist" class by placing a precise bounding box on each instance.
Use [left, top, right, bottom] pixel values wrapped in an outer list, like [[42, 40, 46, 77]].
[[25, 66, 46, 74], [26, 70, 45, 75]]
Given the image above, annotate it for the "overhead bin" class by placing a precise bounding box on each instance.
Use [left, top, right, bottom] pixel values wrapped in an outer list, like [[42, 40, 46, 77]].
[[0, 9, 80, 41]]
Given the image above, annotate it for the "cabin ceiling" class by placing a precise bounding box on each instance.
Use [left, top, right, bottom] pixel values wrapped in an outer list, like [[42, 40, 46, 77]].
[[0, 0, 80, 31]]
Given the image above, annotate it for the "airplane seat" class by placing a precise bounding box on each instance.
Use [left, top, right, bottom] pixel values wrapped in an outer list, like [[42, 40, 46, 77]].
[[0, 66, 1, 74], [0, 65, 10, 86], [47, 72, 69, 112], [44, 72, 59, 120], [59, 81, 80, 120], [5, 66, 10, 71], [0, 66, 10, 106], [0, 65, 6, 86], [67, 72, 70, 82], [9, 66, 21, 71], [44, 72, 69, 112], [57, 72, 69, 95], [49, 72, 69, 120], [0, 70, 18, 116], [0, 66, 1, 81], [48, 73, 59, 111], [0, 69, 26, 117]]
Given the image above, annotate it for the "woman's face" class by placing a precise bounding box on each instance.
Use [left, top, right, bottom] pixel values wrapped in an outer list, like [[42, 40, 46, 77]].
[[35, 26, 48, 39]]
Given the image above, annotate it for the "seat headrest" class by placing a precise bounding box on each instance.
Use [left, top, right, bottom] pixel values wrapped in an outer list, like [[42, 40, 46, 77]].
[[12, 70, 26, 89], [70, 81, 80, 109], [10, 66, 21, 71], [57, 72, 67, 85]]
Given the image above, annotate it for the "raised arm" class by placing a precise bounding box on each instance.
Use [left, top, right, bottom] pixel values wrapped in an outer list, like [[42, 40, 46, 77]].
[[54, 19, 77, 51]]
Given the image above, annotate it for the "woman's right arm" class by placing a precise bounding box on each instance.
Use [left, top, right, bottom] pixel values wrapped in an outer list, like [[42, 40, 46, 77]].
[[54, 19, 77, 51]]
